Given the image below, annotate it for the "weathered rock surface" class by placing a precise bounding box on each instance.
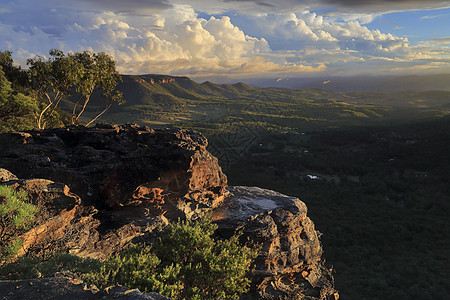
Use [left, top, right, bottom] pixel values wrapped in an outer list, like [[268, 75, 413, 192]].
[[0, 126, 338, 299], [0, 124, 227, 218], [0, 168, 17, 183], [0, 271, 170, 300], [214, 186, 338, 300], [1, 176, 141, 261]]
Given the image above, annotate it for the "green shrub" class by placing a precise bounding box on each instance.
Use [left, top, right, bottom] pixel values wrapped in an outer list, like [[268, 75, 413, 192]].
[[0, 256, 41, 279], [0, 214, 257, 299], [86, 216, 258, 299], [38, 253, 101, 276], [83, 244, 183, 299], [0, 185, 39, 261], [154, 216, 257, 299]]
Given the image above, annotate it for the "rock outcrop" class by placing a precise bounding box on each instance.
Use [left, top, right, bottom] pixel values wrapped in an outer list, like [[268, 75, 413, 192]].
[[0, 124, 227, 218], [214, 186, 338, 300], [0, 168, 17, 182], [0, 125, 338, 299], [1, 175, 141, 261]]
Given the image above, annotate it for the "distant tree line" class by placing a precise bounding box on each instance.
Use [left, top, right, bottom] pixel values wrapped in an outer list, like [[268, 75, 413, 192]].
[[0, 49, 124, 131]]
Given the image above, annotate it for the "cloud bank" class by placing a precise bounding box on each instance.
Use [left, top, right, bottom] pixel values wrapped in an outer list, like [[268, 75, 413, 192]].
[[0, 0, 449, 78], [67, 0, 450, 14]]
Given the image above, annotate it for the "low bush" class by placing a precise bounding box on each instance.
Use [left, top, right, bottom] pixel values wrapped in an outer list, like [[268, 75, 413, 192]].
[[0, 185, 39, 261], [154, 216, 257, 299], [83, 244, 183, 299], [85, 216, 258, 299], [0, 215, 258, 300]]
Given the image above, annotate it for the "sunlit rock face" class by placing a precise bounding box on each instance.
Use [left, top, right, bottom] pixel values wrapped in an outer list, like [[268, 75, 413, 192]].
[[214, 186, 338, 299], [0, 124, 228, 218], [0, 168, 18, 182]]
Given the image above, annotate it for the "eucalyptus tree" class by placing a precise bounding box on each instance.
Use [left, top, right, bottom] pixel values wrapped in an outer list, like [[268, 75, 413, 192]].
[[0, 66, 38, 132], [27, 49, 82, 129], [27, 49, 123, 129], [70, 51, 124, 126]]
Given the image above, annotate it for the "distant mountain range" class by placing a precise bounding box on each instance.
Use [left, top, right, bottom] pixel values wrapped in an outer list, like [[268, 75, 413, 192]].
[[242, 74, 450, 92], [110, 74, 450, 110], [107, 74, 258, 109], [71, 73, 449, 131], [80, 73, 450, 112]]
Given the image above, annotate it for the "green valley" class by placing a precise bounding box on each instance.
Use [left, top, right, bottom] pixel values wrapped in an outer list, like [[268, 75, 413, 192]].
[[79, 74, 450, 132]]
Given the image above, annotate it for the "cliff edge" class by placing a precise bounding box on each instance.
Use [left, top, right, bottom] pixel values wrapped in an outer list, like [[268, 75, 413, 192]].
[[0, 124, 338, 299]]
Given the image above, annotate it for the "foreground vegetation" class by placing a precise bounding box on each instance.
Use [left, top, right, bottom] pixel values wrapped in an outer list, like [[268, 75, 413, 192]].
[[0, 215, 257, 299], [0, 186, 39, 261]]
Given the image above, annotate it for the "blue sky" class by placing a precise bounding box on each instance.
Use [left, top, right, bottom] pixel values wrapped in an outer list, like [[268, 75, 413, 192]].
[[366, 8, 450, 44], [0, 0, 449, 81]]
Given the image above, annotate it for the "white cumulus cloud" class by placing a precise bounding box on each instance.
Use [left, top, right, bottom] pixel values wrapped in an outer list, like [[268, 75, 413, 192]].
[[0, 0, 449, 78], [2, 4, 323, 76], [231, 12, 409, 55]]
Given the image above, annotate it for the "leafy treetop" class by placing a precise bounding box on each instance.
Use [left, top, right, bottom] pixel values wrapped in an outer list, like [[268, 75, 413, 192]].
[[0, 66, 39, 132], [0, 51, 27, 89], [26, 49, 124, 129]]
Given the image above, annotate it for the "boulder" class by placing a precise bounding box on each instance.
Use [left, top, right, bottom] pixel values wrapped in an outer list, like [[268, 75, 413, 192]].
[[0, 124, 227, 219], [0, 172, 141, 261], [0, 168, 17, 183], [213, 186, 338, 299], [5, 178, 81, 212]]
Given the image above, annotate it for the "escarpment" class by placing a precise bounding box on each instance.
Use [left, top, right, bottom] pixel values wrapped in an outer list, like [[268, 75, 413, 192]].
[[0, 125, 338, 300]]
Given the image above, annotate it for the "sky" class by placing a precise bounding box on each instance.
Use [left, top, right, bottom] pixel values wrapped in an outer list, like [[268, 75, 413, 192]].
[[1, 0, 450, 82]]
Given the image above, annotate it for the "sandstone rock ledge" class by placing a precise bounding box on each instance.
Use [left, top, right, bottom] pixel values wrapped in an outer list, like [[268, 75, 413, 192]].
[[0, 124, 228, 214], [214, 186, 338, 300], [0, 125, 338, 299]]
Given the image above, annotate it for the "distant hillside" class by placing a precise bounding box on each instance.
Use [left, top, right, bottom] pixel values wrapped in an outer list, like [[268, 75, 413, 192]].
[[117, 74, 256, 107], [68, 73, 450, 130], [245, 74, 450, 92]]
